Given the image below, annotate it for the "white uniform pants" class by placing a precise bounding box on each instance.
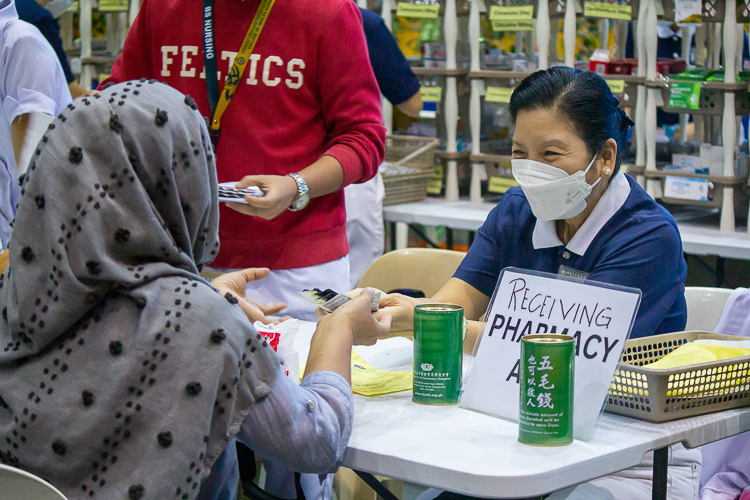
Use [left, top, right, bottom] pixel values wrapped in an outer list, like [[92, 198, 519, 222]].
[[547, 444, 701, 500], [240, 256, 350, 322], [416, 444, 701, 500], [344, 174, 385, 290]]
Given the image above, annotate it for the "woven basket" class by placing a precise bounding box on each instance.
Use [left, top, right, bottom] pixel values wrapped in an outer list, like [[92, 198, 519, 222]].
[[605, 331, 750, 423], [380, 135, 439, 207]]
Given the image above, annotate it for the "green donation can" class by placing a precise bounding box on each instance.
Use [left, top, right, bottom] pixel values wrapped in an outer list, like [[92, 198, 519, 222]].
[[412, 304, 463, 405], [519, 334, 575, 446]]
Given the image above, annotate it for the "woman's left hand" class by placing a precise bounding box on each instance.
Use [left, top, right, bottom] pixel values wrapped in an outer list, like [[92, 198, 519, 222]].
[[210, 268, 289, 325]]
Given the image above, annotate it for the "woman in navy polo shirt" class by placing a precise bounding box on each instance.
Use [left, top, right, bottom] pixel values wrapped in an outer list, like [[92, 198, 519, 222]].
[[378, 67, 698, 499], [381, 66, 687, 346]]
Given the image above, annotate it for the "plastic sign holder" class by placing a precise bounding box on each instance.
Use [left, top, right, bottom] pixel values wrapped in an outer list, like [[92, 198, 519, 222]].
[[460, 268, 641, 441]]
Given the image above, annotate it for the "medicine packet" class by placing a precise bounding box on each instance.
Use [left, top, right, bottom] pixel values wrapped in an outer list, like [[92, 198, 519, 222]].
[[218, 182, 263, 203], [298, 288, 380, 313]]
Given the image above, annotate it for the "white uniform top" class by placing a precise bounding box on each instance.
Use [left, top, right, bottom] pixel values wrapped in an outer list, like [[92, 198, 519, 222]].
[[0, 0, 71, 248]]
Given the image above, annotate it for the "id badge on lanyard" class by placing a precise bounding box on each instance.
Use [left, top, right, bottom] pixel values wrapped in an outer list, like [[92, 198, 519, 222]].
[[202, 0, 275, 148]]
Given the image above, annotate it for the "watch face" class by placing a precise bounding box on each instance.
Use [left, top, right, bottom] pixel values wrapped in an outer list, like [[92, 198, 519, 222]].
[[289, 174, 310, 211], [296, 192, 310, 210]]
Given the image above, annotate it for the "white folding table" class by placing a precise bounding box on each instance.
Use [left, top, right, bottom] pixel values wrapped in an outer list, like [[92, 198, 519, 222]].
[[295, 321, 750, 500]]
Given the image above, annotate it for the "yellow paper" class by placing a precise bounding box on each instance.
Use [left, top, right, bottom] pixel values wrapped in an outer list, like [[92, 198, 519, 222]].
[[607, 80, 625, 94], [641, 343, 750, 398], [302, 351, 412, 397], [98, 73, 111, 84], [396, 3, 440, 19], [645, 343, 750, 370], [350, 351, 412, 397], [69, 1, 78, 11], [488, 5, 533, 21], [485, 86, 513, 103], [584, 2, 631, 20], [488, 177, 518, 194], [491, 20, 534, 32], [420, 86, 442, 103]]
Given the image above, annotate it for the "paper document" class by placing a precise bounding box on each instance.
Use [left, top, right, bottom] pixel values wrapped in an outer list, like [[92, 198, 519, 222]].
[[350, 351, 412, 397], [301, 350, 412, 397]]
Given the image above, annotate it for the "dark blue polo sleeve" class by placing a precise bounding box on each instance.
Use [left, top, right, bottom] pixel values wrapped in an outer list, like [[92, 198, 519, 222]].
[[453, 205, 506, 298], [360, 7, 420, 106], [586, 212, 687, 338]]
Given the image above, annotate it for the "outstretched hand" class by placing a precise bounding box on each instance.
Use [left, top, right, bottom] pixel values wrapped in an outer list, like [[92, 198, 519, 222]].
[[319, 288, 392, 346], [210, 268, 289, 325]]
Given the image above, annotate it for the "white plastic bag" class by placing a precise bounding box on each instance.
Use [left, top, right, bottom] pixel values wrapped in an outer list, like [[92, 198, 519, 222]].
[[253, 319, 300, 383]]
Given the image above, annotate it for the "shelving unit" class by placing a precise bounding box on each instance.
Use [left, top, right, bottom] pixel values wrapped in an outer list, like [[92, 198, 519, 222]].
[[467, 0, 641, 202], [59, 0, 138, 90], [641, 0, 750, 234], [376, 1, 471, 202], [468, 0, 540, 202]]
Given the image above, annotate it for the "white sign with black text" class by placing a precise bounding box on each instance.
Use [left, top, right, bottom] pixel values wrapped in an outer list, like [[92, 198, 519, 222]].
[[460, 268, 641, 441]]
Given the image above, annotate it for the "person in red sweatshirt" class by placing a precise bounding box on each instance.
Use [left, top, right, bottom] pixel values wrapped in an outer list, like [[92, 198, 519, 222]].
[[104, 0, 386, 322]]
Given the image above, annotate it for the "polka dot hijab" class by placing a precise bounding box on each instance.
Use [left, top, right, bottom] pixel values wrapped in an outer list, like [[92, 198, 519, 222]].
[[0, 81, 279, 500]]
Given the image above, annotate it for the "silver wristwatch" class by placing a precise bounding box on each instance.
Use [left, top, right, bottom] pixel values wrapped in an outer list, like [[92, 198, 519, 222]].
[[287, 173, 310, 211]]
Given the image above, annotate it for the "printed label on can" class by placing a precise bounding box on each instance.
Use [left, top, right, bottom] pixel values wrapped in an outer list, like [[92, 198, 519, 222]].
[[413, 304, 463, 405], [519, 335, 574, 446]]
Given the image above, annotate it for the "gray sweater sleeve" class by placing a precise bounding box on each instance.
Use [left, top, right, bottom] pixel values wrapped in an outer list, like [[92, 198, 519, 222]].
[[236, 369, 354, 475]]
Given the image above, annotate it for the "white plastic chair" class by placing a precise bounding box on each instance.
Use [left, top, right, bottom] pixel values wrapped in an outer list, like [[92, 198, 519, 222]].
[[0, 464, 68, 500], [684, 286, 734, 332]]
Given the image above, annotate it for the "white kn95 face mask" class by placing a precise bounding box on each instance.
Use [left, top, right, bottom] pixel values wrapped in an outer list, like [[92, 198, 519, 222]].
[[511, 152, 602, 221]]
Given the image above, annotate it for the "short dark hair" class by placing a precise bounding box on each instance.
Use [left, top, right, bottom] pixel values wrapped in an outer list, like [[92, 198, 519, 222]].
[[508, 66, 632, 174]]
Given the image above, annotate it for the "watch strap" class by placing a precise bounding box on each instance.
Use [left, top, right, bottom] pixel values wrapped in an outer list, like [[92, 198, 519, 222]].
[[287, 173, 309, 211]]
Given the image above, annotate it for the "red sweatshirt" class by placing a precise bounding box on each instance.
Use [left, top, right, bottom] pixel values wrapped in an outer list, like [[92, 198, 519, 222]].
[[105, 0, 385, 270]]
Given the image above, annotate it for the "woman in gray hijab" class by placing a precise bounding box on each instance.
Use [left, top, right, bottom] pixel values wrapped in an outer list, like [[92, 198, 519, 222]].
[[0, 81, 389, 500]]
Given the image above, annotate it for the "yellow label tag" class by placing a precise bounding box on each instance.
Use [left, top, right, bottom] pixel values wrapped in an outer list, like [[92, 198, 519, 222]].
[[491, 19, 534, 31], [98, 73, 111, 83], [488, 177, 519, 194], [584, 2, 632, 20], [606, 80, 625, 93], [427, 177, 442, 194], [485, 87, 514, 103], [420, 86, 443, 103], [488, 5, 534, 21], [427, 164, 443, 194], [69, 1, 78, 11], [98, 0, 129, 11], [396, 2, 440, 18]]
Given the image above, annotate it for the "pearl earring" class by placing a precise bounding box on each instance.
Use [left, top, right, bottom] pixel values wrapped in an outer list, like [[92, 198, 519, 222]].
[[604, 168, 612, 175]]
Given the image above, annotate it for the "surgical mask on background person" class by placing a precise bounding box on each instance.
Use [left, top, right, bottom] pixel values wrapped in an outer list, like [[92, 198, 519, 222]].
[[511, 152, 602, 221]]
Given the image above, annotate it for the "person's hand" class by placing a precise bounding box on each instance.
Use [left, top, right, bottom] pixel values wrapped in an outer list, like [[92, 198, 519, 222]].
[[210, 268, 288, 325], [225, 175, 298, 220], [314, 288, 379, 319], [375, 292, 421, 339], [318, 288, 391, 346], [315, 288, 416, 338]]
